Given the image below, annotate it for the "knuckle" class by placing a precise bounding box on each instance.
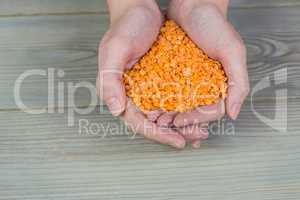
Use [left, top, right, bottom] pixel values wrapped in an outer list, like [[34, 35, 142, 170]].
[[196, 3, 220, 16], [96, 75, 112, 98], [219, 107, 226, 118], [98, 31, 112, 51], [99, 22, 133, 52], [234, 38, 247, 56], [241, 84, 250, 98], [184, 3, 221, 31], [127, 6, 154, 21], [100, 35, 130, 53], [215, 108, 225, 120], [191, 3, 220, 19], [185, 1, 219, 16]]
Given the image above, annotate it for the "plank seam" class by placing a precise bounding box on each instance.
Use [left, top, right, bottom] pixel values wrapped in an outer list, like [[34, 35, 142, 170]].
[[0, 4, 300, 18]]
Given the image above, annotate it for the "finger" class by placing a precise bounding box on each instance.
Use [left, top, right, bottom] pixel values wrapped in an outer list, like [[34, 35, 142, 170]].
[[210, 21, 249, 120], [169, 4, 250, 120], [146, 110, 164, 122], [156, 112, 177, 127], [218, 34, 250, 120], [122, 100, 186, 149], [177, 123, 209, 141], [97, 35, 132, 116], [174, 100, 225, 127], [192, 140, 201, 149]]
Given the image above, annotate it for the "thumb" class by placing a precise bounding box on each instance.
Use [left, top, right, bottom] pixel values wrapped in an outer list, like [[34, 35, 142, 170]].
[[218, 32, 250, 120], [97, 72, 126, 116], [97, 36, 132, 116]]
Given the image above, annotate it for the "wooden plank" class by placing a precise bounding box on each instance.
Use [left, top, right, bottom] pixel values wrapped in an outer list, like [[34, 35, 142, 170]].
[[0, 0, 105, 16], [0, 98, 299, 199], [229, 6, 300, 33], [0, 0, 300, 16], [0, 3, 299, 199], [0, 15, 108, 109], [0, 136, 299, 200], [1, 5, 300, 109], [0, 98, 298, 138], [0, 0, 168, 16], [230, 0, 300, 8]]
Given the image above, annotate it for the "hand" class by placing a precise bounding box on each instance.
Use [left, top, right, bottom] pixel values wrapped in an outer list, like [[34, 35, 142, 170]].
[[155, 0, 250, 147], [97, 1, 186, 149]]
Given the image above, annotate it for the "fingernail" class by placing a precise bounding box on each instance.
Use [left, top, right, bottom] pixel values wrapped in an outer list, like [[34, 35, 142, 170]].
[[174, 140, 186, 149], [173, 119, 180, 127], [230, 103, 242, 120], [147, 113, 158, 122], [200, 130, 209, 140], [174, 117, 188, 127], [107, 97, 123, 116], [158, 119, 173, 127], [192, 140, 201, 149]]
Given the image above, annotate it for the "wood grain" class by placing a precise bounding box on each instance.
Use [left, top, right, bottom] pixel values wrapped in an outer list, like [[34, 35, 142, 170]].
[[0, 100, 300, 199], [0, 1, 300, 199], [1, 0, 300, 16], [0, 98, 299, 137], [0, 136, 299, 200], [1, 6, 300, 109], [0, 0, 168, 16]]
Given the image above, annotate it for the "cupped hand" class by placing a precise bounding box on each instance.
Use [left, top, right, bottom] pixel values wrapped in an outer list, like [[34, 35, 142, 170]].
[[97, 5, 186, 149], [155, 0, 250, 146]]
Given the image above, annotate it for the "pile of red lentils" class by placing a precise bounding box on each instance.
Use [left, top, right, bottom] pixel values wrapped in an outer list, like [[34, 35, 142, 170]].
[[123, 20, 227, 113]]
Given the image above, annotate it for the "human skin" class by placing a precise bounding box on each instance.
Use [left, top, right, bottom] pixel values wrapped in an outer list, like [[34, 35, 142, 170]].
[[154, 0, 250, 147], [97, 0, 187, 149], [97, 0, 250, 149]]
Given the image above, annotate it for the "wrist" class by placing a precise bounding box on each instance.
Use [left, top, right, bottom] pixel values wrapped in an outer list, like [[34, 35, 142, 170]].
[[208, 0, 229, 15], [169, 0, 229, 17], [107, 0, 161, 25]]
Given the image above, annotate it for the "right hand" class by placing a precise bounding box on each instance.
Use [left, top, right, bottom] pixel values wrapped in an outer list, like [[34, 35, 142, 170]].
[[154, 0, 250, 148]]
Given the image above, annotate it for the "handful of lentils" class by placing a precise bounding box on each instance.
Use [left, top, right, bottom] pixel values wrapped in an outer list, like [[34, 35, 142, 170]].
[[123, 20, 227, 113]]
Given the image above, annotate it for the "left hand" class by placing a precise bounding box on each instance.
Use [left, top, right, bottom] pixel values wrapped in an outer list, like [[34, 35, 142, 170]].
[[97, 1, 188, 149]]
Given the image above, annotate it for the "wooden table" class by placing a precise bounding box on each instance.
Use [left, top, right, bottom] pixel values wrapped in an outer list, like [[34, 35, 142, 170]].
[[0, 0, 299, 199]]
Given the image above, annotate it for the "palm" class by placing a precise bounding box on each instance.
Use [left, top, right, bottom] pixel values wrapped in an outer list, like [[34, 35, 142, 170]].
[[100, 8, 162, 71], [97, 7, 163, 115], [151, 2, 250, 147], [165, 2, 250, 121], [98, 7, 187, 149]]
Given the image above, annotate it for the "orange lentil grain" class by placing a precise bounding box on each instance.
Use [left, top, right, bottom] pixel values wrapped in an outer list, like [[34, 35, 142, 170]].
[[123, 20, 228, 113]]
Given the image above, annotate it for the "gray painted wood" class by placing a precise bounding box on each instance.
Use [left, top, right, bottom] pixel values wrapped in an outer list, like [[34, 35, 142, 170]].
[[0, 0, 300, 199], [1, 6, 300, 109], [1, 98, 298, 138], [0, 135, 299, 200], [0, 0, 105, 16], [0, 0, 300, 16], [0, 101, 300, 199], [0, 0, 168, 16]]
